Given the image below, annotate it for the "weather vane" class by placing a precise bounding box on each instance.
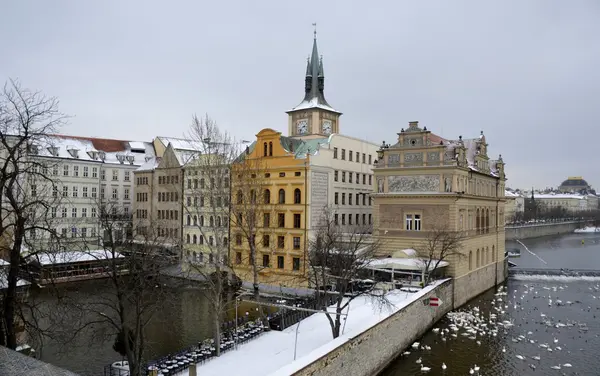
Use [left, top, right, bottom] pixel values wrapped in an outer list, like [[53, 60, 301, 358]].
[[312, 22, 317, 38]]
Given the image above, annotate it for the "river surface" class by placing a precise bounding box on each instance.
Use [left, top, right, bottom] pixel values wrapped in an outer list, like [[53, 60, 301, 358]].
[[381, 232, 600, 376], [31, 278, 264, 376]]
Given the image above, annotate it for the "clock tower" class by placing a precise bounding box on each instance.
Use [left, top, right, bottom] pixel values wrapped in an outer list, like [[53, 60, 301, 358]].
[[287, 31, 342, 139]]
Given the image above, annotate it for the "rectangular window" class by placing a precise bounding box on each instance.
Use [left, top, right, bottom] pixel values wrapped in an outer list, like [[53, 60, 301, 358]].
[[342, 171, 346, 183], [82, 208, 87, 217], [124, 171, 130, 181], [334, 170, 338, 182], [405, 214, 422, 231], [349, 172, 352, 183], [61, 228, 67, 237], [83, 166, 89, 177], [62, 186, 68, 197], [124, 188, 130, 200], [333, 147, 338, 159], [92, 207, 97, 217], [51, 207, 57, 218], [368, 155, 372, 164], [92, 167, 98, 178], [349, 215, 352, 225], [30, 184, 37, 197], [101, 169, 106, 180], [362, 153, 366, 163], [363, 194, 367, 205], [63, 165, 69, 176], [82, 187, 88, 197], [235, 252, 242, 264], [91, 187, 97, 198], [236, 234, 242, 245], [91, 227, 96, 238], [414, 214, 421, 231], [277, 236, 285, 249], [53, 165, 59, 176], [263, 235, 270, 247], [101, 187, 105, 199], [52, 186, 58, 197], [342, 193, 345, 205], [278, 213, 285, 228], [73, 166, 79, 177], [112, 170, 118, 181], [341, 149, 346, 160], [61, 208, 67, 218], [356, 213, 360, 224], [72, 208, 77, 218], [363, 174, 366, 184], [293, 213, 301, 228], [334, 192, 339, 205], [81, 228, 87, 238], [262, 254, 270, 267], [71, 228, 77, 238], [295, 171, 301, 176], [369, 175, 372, 185], [293, 236, 300, 249], [334, 213, 338, 225], [349, 193, 353, 205], [277, 256, 284, 269], [349, 150, 353, 161], [72, 186, 78, 198], [363, 214, 366, 225], [263, 213, 270, 227], [342, 214, 346, 225], [112, 188, 118, 199]]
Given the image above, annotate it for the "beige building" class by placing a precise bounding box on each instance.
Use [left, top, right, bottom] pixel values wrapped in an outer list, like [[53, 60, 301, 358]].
[[531, 192, 598, 213], [372, 121, 506, 305], [504, 190, 524, 223]]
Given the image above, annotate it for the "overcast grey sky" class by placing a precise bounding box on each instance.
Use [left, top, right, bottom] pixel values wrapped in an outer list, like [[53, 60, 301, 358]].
[[1, 1, 599, 189]]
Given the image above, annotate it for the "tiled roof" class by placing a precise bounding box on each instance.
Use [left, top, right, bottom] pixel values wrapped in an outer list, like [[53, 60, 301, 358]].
[[51, 134, 128, 152]]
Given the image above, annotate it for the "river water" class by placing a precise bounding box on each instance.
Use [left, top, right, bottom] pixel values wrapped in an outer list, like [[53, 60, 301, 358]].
[[381, 232, 600, 376]]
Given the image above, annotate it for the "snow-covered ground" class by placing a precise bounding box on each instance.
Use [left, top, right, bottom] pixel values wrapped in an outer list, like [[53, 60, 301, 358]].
[[574, 226, 600, 233], [176, 282, 444, 376]]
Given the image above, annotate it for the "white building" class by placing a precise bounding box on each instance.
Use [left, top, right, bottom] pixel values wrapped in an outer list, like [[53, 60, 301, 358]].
[[28, 135, 155, 249], [532, 192, 598, 213], [504, 190, 524, 223]]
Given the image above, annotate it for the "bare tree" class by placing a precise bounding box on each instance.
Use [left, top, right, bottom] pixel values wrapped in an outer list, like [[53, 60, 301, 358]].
[[0, 79, 65, 349], [182, 115, 240, 356], [307, 206, 387, 339], [59, 200, 177, 376], [413, 216, 465, 287]]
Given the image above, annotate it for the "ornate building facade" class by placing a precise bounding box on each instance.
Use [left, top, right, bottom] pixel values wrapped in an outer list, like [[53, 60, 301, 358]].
[[372, 121, 507, 306]]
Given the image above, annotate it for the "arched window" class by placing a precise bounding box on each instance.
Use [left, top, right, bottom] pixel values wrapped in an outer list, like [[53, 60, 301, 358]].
[[193, 179, 198, 189], [199, 235, 204, 245], [263, 142, 268, 156], [223, 237, 228, 246], [486, 246, 489, 264], [250, 189, 256, 204], [476, 209, 480, 234], [269, 142, 273, 156], [200, 216, 204, 226], [186, 250, 191, 260], [193, 215, 198, 226], [217, 216, 222, 227], [264, 189, 271, 204], [186, 234, 190, 243], [294, 188, 301, 204], [469, 251, 472, 270], [476, 248, 480, 268], [200, 178, 205, 188], [237, 190, 243, 204], [210, 216, 214, 227], [193, 252, 197, 262], [492, 245, 495, 262], [193, 234, 197, 244], [486, 209, 490, 233], [199, 252, 204, 263], [278, 189, 285, 204], [187, 215, 191, 226]]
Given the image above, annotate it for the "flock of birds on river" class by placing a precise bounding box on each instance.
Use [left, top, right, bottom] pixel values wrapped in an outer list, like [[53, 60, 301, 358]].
[[398, 282, 600, 375]]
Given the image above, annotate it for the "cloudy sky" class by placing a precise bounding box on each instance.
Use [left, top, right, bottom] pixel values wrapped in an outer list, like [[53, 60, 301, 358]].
[[1, 1, 599, 189]]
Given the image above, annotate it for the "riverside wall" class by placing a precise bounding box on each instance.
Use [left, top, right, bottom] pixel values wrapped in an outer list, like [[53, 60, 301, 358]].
[[278, 259, 506, 376], [505, 221, 583, 240]]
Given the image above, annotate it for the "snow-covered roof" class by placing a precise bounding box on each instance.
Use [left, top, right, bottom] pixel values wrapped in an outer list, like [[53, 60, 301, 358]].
[[290, 97, 339, 113], [136, 156, 160, 172], [157, 136, 201, 152], [505, 190, 521, 198], [0, 259, 9, 266], [534, 193, 586, 200], [365, 257, 449, 271], [29, 250, 124, 265], [0, 274, 30, 289], [31, 135, 154, 167]]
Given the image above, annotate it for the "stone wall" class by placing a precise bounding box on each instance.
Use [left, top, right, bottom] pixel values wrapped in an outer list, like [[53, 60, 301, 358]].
[[505, 221, 583, 240], [276, 281, 454, 376], [453, 262, 499, 308]]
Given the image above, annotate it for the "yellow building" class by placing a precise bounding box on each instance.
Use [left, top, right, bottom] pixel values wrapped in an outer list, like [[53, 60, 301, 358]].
[[373, 122, 507, 306], [230, 128, 309, 287]]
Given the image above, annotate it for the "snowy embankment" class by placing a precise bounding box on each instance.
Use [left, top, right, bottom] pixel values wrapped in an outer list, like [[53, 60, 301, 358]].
[[177, 281, 446, 376], [574, 226, 600, 233]]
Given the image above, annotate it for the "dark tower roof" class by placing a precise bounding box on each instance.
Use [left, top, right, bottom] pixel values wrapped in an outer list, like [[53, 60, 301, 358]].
[[288, 33, 340, 114]]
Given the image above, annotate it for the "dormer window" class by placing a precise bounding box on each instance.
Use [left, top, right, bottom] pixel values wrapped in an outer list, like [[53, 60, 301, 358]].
[[98, 151, 106, 161], [87, 150, 98, 160], [116, 154, 125, 164], [28, 144, 39, 155], [126, 155, 135, 164], [47, 146, 59, 157], [67, 147, 79, 158]]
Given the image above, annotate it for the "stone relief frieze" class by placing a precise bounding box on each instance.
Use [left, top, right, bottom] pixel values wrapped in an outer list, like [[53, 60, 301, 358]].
[[387, 175, 440, 193], [388, 153, 400, 166], [404, 152, 423, 163], [427, 152, 439, 161], [403, 137, 422, 147]]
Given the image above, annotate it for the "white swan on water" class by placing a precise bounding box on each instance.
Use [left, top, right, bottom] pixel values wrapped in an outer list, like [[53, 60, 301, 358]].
[[516, 355, 525, 360], [563, 363, 572, 367], [416, 357, 422, 364], [420, 365, 431, 372], [441, 362, 447, 370], [551, 365, 561, 370]]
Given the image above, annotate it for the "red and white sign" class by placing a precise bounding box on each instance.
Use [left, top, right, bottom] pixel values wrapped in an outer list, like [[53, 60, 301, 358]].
[[429, 297, 442, 307]]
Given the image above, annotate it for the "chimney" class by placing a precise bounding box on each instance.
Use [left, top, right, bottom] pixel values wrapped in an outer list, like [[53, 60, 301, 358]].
[[409, 121, 419, 128]]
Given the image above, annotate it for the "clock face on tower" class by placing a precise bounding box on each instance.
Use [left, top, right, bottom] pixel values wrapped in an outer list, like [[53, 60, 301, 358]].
[[322, 120, 332, 135], [296, 119, 308, 135]]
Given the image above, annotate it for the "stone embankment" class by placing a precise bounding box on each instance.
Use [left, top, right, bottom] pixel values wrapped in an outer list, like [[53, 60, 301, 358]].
[[505, 221, 584, 240]]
